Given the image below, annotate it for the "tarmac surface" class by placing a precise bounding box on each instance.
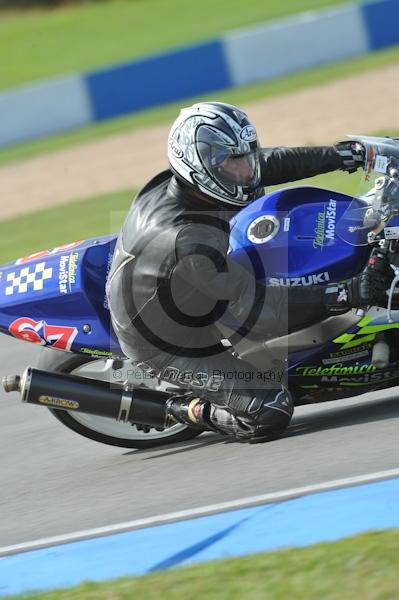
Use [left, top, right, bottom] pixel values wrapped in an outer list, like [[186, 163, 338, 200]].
[[1, 336, 398, 548]]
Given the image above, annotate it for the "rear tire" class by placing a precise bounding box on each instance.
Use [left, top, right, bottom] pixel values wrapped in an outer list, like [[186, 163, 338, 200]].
[[37, 349, 202, 449]]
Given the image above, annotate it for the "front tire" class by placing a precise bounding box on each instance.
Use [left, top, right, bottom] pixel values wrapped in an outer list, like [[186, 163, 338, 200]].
[[37, 349, 202, 449]]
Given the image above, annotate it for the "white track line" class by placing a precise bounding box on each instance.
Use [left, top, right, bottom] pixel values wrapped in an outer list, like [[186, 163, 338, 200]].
[[1, 467, 399, 557]]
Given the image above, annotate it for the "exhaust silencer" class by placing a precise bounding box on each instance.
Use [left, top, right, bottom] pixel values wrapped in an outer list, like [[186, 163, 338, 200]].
[[3, 368, 170, 428]]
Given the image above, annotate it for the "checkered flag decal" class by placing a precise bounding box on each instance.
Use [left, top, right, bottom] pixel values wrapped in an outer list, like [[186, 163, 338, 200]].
[[5, 262, 53, 296]]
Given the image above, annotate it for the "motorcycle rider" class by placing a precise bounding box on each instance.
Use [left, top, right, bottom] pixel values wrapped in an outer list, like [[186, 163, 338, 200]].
[[106, 101, 392, 443]]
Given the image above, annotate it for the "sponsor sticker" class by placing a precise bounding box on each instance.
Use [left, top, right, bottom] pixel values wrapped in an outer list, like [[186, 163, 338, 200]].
[[69, 253, 78, 285], [5, 262, 53, 296], [313, 200, 337, 250], [322, 349, 369, 365], [16, 241, 83, 265], [384, 226, 399, 240], [58, 252, 79, 294], [313, 210, 326, 249], [168, 138, 183, 158], [9, 317, 78, 351], [80, 347, 113, 357], [59, 256, 68, 294], [295, 363, 376, 377], [325, 200, 337, 241], [267, 271, 330, 286], [240, 125, 257, 142], [39, 395, 79, 410], [374, 154, 388, 174], [320, 368, 399, 387]]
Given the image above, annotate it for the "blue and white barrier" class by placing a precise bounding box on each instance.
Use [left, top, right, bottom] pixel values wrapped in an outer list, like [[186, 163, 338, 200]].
[[85, 40, 230, 121], [1, 0, 399, 147], [223, 3, 369, 87], [0, 75, 93, 147]]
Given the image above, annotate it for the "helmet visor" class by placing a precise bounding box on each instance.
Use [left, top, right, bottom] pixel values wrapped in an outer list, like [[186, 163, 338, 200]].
[[213, 151, 260, 187], [196, 127, 261, 191]]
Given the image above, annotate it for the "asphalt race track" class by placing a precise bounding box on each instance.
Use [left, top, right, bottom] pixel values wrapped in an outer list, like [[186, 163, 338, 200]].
[[1, 336, 399, 548]]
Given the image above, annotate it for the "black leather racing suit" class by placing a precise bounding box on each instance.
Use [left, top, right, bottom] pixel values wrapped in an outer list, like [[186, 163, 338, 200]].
[[106, 146, 346, 440]]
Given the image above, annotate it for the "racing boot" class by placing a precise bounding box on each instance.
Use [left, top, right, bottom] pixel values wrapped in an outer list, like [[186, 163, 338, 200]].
[[166, 390, 292, 443], [218, 386, 294, 443]]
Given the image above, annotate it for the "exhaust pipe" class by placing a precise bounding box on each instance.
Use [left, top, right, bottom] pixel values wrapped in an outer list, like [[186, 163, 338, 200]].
[[3, 374, 21, 393], [3, 368, 171, 428]]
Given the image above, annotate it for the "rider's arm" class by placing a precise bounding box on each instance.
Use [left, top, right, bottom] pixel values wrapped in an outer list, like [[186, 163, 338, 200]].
[[260, 143, 364, 186]]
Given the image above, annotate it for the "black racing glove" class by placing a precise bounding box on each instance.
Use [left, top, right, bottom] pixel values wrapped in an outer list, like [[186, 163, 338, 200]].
[[335, 140, 365, 173], [324, 251, 393, 313]]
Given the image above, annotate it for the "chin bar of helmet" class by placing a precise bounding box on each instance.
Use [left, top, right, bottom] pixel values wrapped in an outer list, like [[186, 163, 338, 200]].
[[2, 368, 172, 428]]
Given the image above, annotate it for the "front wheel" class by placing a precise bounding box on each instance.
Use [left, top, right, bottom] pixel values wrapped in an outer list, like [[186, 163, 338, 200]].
[[37, 349, 202, 449]]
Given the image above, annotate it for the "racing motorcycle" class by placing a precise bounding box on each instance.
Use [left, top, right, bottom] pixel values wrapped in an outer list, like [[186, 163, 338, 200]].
[[3, 136, 399, 449]]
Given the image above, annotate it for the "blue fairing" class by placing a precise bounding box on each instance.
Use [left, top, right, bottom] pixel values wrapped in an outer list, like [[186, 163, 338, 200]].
[[0, 235, 123, 357], [229, 186, 370, 284], [0, 187, 377, 358]]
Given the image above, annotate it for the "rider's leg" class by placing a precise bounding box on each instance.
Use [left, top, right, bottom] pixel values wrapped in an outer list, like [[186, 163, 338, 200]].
[[135, 349, 293, 443], [168, 388, 292, 443]]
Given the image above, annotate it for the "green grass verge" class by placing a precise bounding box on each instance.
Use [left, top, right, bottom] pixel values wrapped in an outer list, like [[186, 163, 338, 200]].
[[0, 188, 134, 264], [0, 170, 360, 265], [2, 43, 399, 168], [1, 126, 397, 263], [0, 0, 351, 91], [6, 529, 399, 600]]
